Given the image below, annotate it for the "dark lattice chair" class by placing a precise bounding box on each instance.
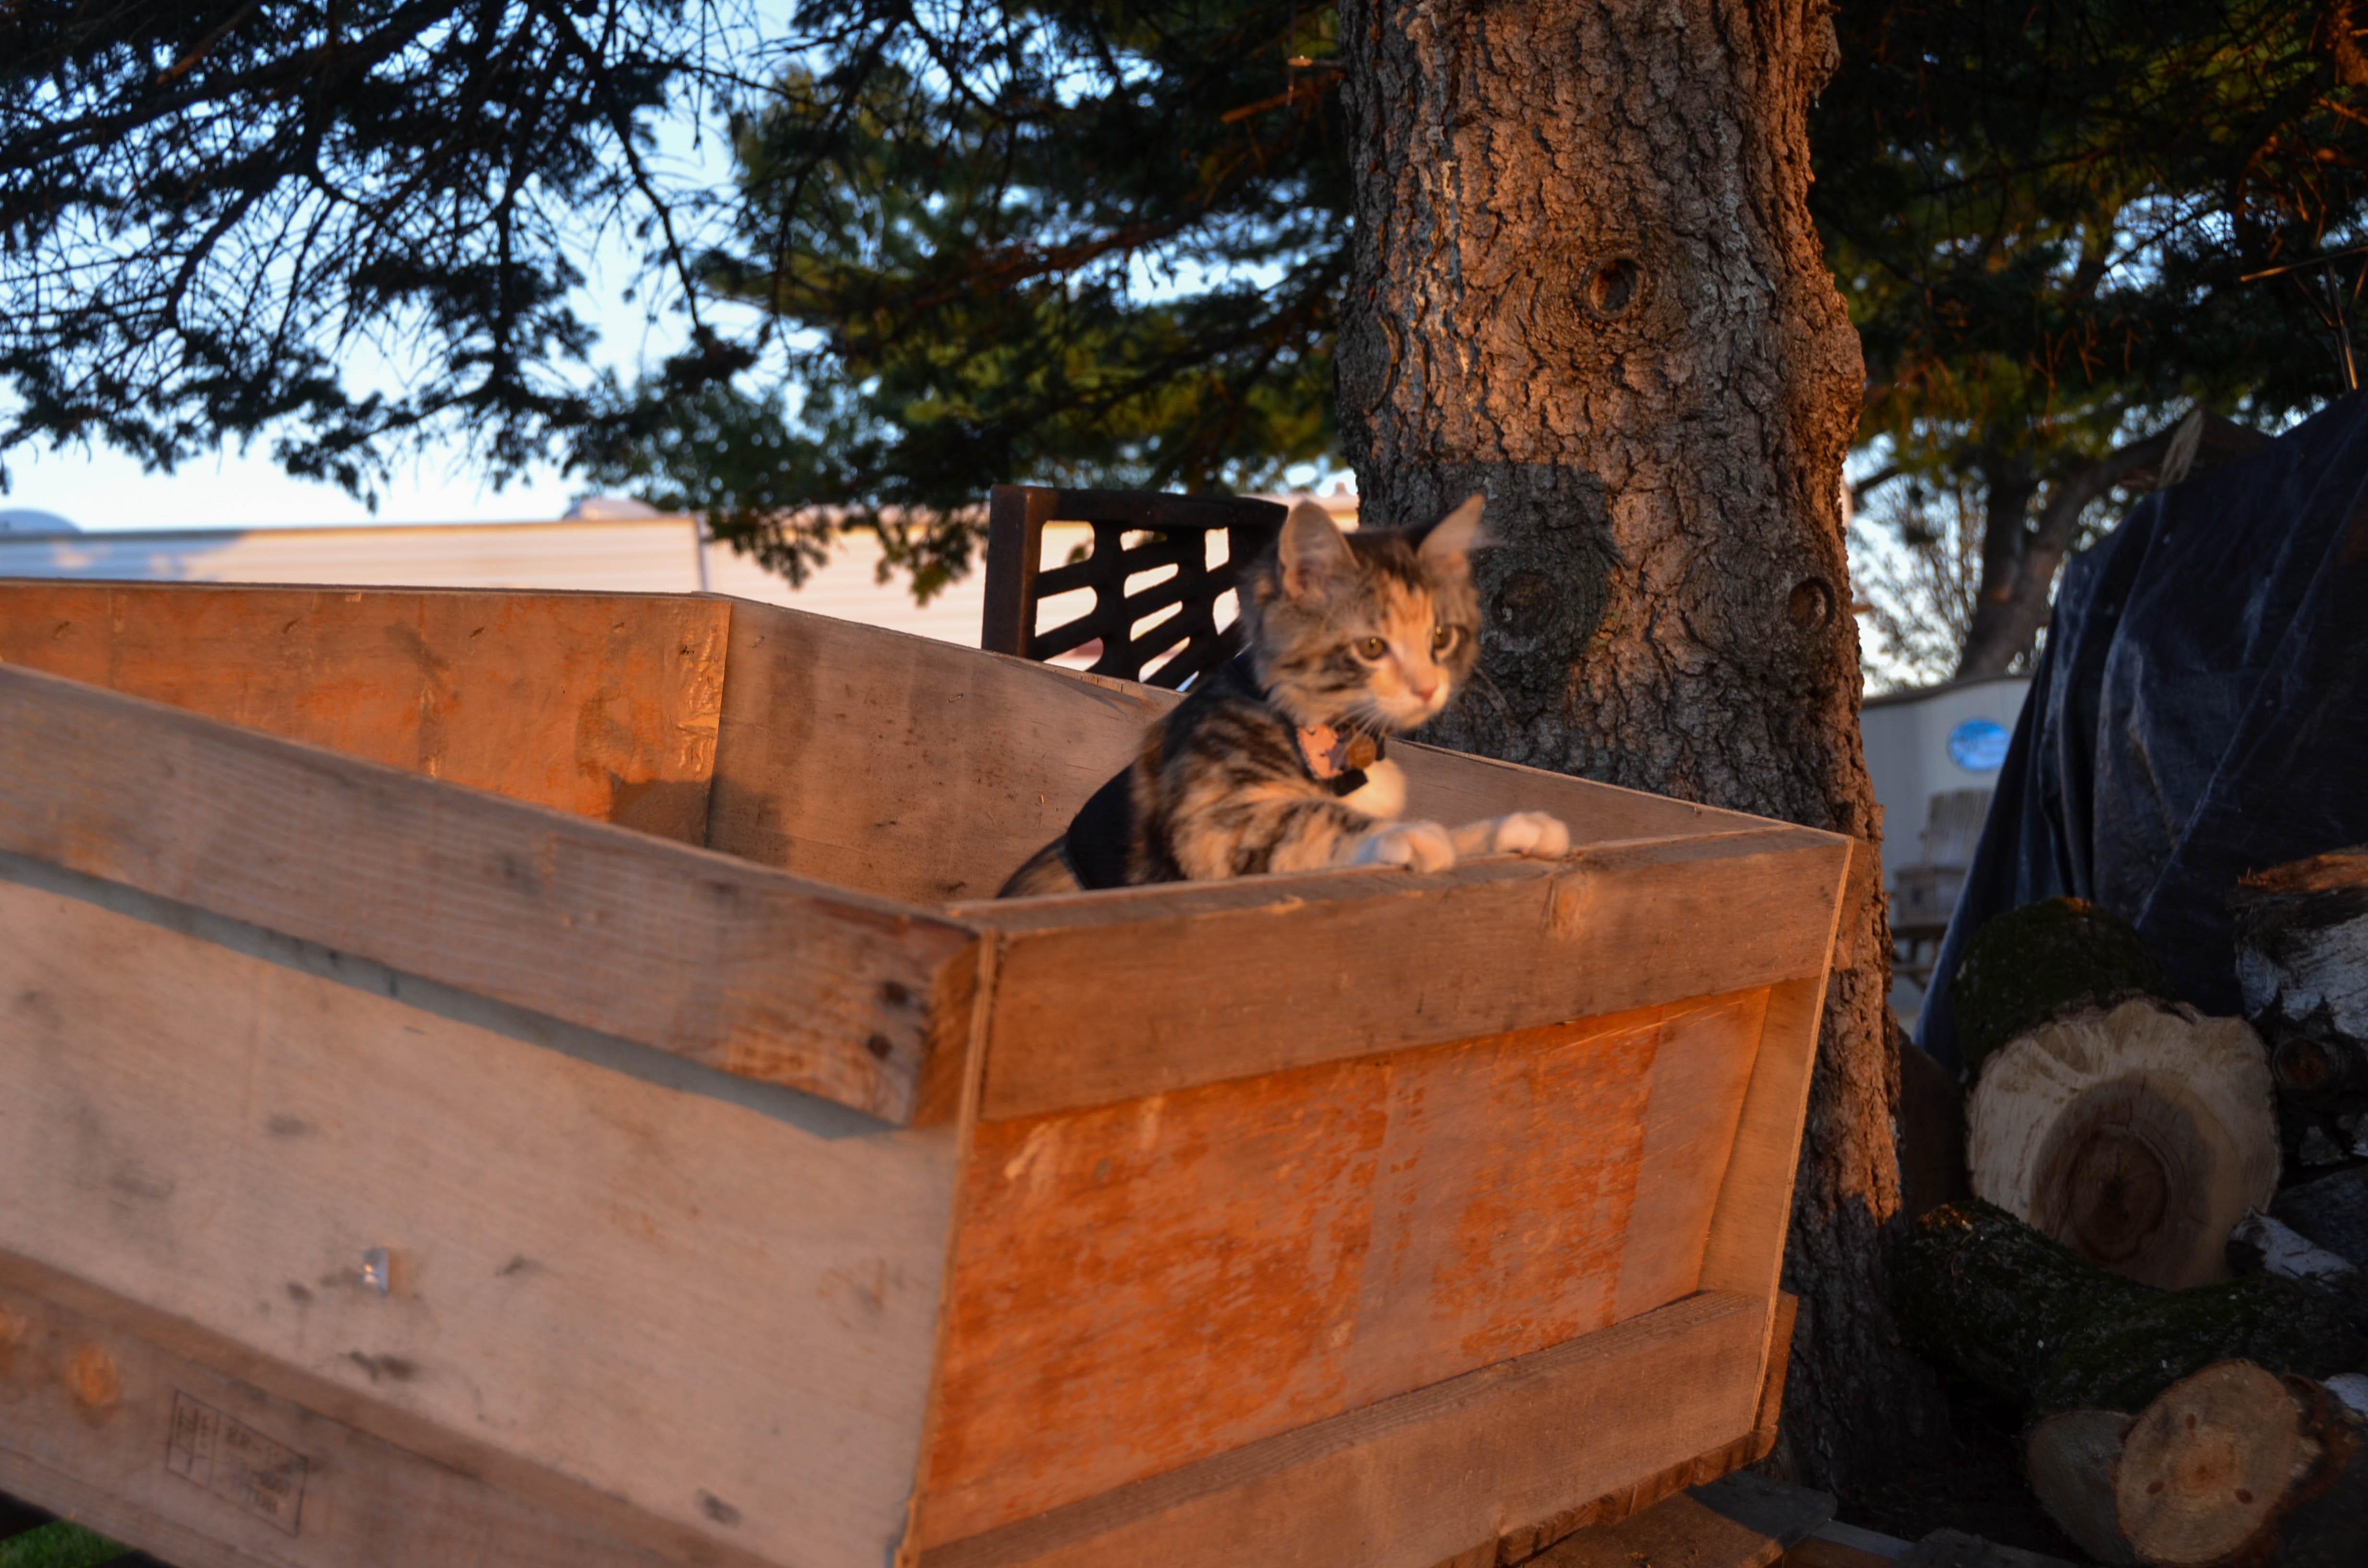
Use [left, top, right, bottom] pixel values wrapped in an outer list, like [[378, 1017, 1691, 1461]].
[[979, 486, 1287, 689]]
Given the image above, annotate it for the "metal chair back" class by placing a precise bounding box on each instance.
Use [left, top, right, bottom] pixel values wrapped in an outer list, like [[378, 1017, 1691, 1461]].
[[979, 486, 1286, 688]]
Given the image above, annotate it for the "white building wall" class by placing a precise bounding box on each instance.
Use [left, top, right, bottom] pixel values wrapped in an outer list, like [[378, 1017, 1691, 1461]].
[[1860, 674, 2030, 864]]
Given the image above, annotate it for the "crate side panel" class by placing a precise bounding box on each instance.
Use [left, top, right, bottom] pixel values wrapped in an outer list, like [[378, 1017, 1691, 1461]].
[[0, 872, 957, 1568], [1611, 987, 1772, 1320], [0, 582, 728, 842], [703, 602, 1775, 907], [0, 664, 977, 1122], [0, 1262, 697, 1568], [707, 604, 1166, 903], [1389, 741, 1773, 845], [917, 1290, 1767, 1568], [918, 995, 1768, 1545], [970, 829, 1848, 1119]]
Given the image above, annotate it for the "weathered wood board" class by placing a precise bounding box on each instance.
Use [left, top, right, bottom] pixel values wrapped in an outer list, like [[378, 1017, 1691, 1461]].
[[0, 660, 979, 1123], [0, 582, 729, 843], [0, 859, 964, 1568], [920, 992, 1773, 1544], [0, 580, 1852, 1568]]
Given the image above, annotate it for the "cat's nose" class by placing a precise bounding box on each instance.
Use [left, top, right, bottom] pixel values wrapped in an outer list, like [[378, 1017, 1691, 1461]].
[[1409, 676, 1438, 702]]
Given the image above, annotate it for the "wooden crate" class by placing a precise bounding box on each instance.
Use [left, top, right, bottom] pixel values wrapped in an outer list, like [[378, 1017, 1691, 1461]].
[[0, 582, 1852, 1568]]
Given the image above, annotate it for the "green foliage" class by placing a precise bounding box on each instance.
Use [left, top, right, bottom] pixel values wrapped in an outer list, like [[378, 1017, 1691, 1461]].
[[0, 0, 702, 503], [18, 0, 2368, 639], [1817, 0, 2368, 669], [577, 0, 1348, 587], [0, 1523, 124, 1568]]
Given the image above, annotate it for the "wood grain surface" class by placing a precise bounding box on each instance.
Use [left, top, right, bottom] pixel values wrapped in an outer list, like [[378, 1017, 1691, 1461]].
[[0, 661, 979, 1121], [705, 605, 1171, 903], [0, 1256, 699, 1568], [960, 827, 1847, 1119], [0, 869, 962, 1568], [704, 600, 1787, 907], [0, 582, 729, 843], [918, 1290, 1766, 1568], [919, 992, 1774, 1545]]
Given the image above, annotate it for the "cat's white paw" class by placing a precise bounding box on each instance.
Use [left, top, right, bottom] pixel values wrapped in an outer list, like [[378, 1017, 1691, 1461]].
[[1353, 820, 1457, 874], [1450, 811, 1572, 860], [1491, 810, 1570, 859]]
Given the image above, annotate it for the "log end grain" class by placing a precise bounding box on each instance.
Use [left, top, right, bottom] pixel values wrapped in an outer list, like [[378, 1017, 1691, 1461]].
[[1968, 1000, 2277, 1288]]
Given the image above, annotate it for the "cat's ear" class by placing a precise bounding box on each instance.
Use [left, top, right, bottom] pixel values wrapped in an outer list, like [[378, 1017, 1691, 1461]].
[[1416, 493, 1490, 575], [1279, 501, 1355, 605]]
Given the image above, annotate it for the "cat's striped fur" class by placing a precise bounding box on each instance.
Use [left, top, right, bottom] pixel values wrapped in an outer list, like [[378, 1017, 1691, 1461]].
[[998, 494, 1568, 896]]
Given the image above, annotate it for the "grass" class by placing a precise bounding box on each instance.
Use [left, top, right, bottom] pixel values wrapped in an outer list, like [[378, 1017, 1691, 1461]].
[[0, 1523, 124, 1568]]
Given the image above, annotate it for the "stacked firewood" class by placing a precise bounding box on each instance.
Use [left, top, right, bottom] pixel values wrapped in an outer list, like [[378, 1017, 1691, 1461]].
[[1899, 857, 2368, 1568]]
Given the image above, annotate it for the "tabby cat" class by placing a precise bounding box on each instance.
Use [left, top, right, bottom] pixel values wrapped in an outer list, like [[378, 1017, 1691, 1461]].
[[998, 494, 1569, 896]]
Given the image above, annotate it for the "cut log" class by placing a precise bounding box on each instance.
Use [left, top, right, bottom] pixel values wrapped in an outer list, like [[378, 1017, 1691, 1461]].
[[2033, 1274, 2366, 1416], [1895, 1200, 2153, 1407], [1967, 999, 2278, 1287], [1951, 898, 2170, 1074], [2268, 1033, 2368, 1098], [2271, 1166, 2368, 1266], [2227, 1212, 2359, 1290], [1896, 1202, 2366, 1416], [2231, 848, 2368, 1061], [2024, 1409, 2139, 1565], [2114, 1363, 2368, 1568]]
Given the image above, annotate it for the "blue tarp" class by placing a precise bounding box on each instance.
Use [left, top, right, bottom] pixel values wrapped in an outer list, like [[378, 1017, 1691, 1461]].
[[1917, 393, 2368, 1074]]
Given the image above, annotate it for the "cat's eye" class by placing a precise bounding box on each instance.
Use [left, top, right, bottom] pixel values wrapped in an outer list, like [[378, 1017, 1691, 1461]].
[[1354, 636, 1388, 661], [1431, 625, 1458, 653]]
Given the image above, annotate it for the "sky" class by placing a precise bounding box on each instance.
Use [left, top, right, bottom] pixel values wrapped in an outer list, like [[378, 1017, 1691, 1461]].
[[0, 29, 766, 536]]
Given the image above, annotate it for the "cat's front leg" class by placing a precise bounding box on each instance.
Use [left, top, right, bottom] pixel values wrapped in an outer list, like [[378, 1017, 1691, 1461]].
[[1447, 812, 1571, 860], [1350, 820, 1457, 873]]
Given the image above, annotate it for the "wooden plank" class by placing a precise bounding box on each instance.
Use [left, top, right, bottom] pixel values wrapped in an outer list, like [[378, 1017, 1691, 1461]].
[[704, 600, 1785, 906], [918, 994, 1771, 1545], [0, 582, 729, 844], [1612, 991, 1773, 1321], [0, 661, 981, 1122], [1698, 978, 1842, 1309], [1492, 1290, 1797, 1564], [1524, 1472, 1834, 1568], [705, 603, 1171, 903], [1696, 839, 1856, 1376], [0, 1258, 692, 1568], [960, 827, 1850, 1119], [0, 866, 962, 1568], [1389, 741, 1774, 848], [917, 1290, 1765, 1568]]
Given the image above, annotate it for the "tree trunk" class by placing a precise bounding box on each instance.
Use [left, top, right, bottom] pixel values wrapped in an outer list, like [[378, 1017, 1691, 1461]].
[[1335, 0, 1945, 1492], [1958, 453, 2040, 679]]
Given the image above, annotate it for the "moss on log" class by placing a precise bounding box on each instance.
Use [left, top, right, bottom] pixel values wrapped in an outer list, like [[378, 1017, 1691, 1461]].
[[2036, 1274, 2366, 1413], [1897, 1200, 2152, 1404], [1952, 899, 2170, 1074], [1897, 1200, 2367, 1415]]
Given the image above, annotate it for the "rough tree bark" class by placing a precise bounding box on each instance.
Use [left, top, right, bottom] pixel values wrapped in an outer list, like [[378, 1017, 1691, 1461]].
[[1334, 0, 1947, 1492]]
